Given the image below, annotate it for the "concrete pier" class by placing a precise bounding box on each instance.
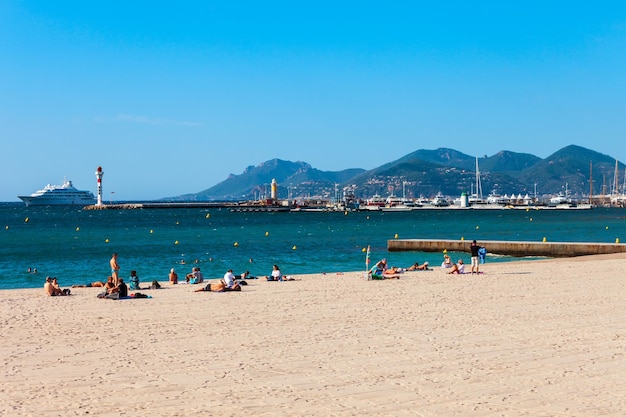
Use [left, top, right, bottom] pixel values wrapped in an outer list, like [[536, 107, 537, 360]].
[[388, 239, 626, 257]]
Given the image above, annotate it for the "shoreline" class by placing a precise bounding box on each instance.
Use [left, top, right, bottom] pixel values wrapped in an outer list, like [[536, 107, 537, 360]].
[[1, 254, 625, 416]]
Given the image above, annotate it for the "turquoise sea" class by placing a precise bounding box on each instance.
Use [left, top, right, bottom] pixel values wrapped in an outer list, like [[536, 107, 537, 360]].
[[1, 203, 625, 290]]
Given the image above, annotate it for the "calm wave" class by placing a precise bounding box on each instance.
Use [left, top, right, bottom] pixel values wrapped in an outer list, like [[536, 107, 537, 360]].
[[1, 203, 625, 290]]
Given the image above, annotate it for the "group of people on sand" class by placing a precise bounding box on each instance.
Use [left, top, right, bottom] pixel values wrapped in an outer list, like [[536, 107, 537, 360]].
[[194, 269, 242, 292], [441, 240, 483, 275], [368, 258, 431, 280], [47, 252, 302, 297], [44, 277, 71, 296]]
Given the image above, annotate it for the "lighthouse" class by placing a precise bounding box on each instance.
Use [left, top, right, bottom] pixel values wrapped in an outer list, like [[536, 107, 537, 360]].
[[271, 178, 278, 200], [95, 166, 104, 206]]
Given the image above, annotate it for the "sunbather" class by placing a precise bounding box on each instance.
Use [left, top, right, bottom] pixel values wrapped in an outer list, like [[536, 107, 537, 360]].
[[407, 261, 429, 271], [448, 259, 465, 274]]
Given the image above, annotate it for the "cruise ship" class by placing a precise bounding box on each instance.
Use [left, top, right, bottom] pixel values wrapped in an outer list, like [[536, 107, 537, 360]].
[[18, 180, 96, 206]]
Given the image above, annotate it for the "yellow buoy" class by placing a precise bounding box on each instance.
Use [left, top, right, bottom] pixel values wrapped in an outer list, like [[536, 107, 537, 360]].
[[606, 226, 609, 230], [530, 218, 533, 222], [526, 208, 529, 212], [24, 217, 29, 223], [150, 229, 154, 234], [362, 247, 367, 252], [542, 237, 547, 242], [475, 226, 479, 230], [443, 249, 447, 254], [175, 240, 179, 245], [265, 231, 269, 236], [292, 245, 297, 250], [394, 233, 398, 239], [76, 227, 80, 231], [461, 237, 464, 240], [4, 225, 8, 230], [234, 242, 238, 247], [616, 238, 620, 244], [344, 211, 348, 215], [205, 213, 210, 219], [105, 238, 109, 243]]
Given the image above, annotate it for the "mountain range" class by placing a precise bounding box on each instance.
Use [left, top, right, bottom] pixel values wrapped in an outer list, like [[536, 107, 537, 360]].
[[168, 145, 625, 201]]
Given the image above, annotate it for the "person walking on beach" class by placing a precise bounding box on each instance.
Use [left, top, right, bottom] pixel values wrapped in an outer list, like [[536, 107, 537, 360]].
[[110, 253, 120, 285], [470, 240, 480, 274]]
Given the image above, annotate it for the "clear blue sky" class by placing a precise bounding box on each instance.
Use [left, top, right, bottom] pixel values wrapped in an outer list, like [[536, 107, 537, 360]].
[[2, 1, 626, 201]]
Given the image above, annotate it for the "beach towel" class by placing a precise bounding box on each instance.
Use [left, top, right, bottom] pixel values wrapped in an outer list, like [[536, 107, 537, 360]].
[[478, 247, 487, 264]]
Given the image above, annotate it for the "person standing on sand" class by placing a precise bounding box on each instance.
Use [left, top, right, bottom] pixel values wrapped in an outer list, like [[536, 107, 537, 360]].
[[110, 253, 120, 285], [470, 240, 480, 274]]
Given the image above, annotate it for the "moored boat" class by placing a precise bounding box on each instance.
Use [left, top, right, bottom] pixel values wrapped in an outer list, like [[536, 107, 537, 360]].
[[18, 180, 96, 206]]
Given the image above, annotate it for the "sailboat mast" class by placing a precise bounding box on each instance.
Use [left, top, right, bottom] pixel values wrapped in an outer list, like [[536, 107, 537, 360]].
[[589, 161, 593, 205], [614, 159, 619, 197], [475, 156, 483, 200]]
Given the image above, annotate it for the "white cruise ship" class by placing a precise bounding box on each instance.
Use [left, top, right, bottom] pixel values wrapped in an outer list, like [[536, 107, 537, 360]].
[[18, 180, 96, 206]]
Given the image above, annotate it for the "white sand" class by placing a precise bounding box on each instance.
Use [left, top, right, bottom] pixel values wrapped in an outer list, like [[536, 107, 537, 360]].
[[1, 255, 625, 416]]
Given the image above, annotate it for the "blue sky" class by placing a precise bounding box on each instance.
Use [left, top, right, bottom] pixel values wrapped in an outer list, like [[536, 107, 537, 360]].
[[2, 1, 626, 201]]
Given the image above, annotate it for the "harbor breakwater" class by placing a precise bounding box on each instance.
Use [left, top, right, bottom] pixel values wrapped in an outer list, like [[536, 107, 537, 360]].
[[388, 238, 626, 257]]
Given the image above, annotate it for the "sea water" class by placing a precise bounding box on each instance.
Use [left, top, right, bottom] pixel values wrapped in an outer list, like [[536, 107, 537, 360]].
[[1, 203, 625, 290]]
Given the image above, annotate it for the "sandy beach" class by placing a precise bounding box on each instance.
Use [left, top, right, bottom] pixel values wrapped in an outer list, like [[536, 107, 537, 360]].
[[1, 255, 625, 417]]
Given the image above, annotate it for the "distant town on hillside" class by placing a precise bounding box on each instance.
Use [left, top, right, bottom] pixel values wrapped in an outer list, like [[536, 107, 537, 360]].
[[165, 145, 625, 207]]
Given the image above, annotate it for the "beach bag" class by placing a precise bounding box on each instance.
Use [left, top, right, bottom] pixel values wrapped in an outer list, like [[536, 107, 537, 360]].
[[150, 280, 161, 289]]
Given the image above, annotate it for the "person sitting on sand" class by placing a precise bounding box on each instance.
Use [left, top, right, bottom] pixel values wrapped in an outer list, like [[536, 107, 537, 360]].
[[369, 261, 400, 280], [128, 270, 141, 290], [72, 281, 106, 288], [369, 259, 388, 277], [222, 269, 236, 289], [266, 264, 283, 281], [107, 278, 128, 298], [186, 267, 204, 284], [44, 277, 61, 296], [169, 268, 178, 284], [441, 254, 453, 268], [103, 276, 116, 294], [117, 279, 128, 297], [448, 259, 465, 274], [51, 277, 71, 295]]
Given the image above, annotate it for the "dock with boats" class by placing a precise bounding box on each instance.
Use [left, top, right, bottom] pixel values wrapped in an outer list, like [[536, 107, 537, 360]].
[[388, 238, 626, 257]]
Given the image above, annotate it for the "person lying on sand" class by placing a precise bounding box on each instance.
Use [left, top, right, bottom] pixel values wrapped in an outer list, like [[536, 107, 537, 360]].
[[72, 281, 106, 288], [194, 281, 241, 292], [368, 266, 400, 280], [407, 261, 430, 271]]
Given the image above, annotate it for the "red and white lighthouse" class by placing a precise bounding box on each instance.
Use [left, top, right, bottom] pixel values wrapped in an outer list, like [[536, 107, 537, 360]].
[[95, 166, 104, 206]]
